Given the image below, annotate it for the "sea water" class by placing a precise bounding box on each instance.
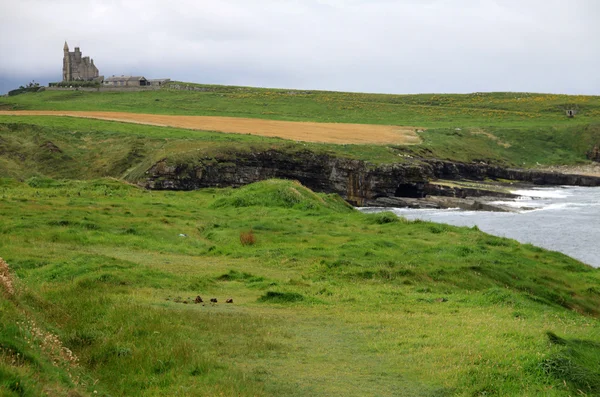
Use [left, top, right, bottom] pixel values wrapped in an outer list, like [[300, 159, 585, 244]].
[[360, 186, 600, 268]]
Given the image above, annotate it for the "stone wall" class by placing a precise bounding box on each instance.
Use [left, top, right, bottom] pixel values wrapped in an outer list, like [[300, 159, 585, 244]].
[[46, 86, 161, 92]]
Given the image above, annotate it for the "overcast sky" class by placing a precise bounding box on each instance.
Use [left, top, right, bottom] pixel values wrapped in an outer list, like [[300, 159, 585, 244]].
[[1, 0, 599, 95]]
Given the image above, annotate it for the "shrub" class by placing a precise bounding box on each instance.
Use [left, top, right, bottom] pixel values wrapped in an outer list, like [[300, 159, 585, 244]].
[[257, 291, 305, 303], [217, 270, 254, 281], [370, 212, 400, 224], [240, 230, 256, 246], [26, 177, 63, 188]]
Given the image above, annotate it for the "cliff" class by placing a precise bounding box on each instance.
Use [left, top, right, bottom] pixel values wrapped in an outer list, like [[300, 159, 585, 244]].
[[141, 149, 600, 207]]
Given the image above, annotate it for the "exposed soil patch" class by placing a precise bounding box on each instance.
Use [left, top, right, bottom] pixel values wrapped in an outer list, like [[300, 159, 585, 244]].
[[470, 129, 511, 148], [0, 257, 14, 295], [0, 111, 421, 145]]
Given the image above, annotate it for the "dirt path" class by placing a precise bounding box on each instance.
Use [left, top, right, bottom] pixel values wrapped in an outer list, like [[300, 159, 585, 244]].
[[0, 110, 421, 145]]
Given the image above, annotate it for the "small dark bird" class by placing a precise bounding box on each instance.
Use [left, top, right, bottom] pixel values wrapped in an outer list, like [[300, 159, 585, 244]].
[[225, 298, 233, 303], [194, 296, 203, 304], [210, 298, 218, 304]]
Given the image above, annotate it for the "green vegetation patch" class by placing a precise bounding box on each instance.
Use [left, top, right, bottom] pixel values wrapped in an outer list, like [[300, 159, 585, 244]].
[[3, 86, 600, 128], [2, 85, 600, 179], [211, 179, 353, 212], [0, 165, 600, 395], [541, 332, 600, 394], [257, 291, 306, 303]]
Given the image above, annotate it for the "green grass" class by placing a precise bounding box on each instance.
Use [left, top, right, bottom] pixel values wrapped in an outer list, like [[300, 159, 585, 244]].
[[1, 178, 599, 396], [2, 85, 600, 128], [2, 83, 600, 395], [1, 83, 600, 179], [1, 115, 600, 184]]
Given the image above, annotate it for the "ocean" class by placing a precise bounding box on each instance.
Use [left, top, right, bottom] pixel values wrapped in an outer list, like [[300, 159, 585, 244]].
[[360, 186, 600, 268]]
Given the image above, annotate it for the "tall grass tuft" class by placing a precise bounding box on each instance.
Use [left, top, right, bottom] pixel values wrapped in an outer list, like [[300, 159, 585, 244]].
[[541, 332, 600, 394]]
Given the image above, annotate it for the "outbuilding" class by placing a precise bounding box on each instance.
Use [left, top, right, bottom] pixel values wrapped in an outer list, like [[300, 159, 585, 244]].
[[104, 76, 149, 87]]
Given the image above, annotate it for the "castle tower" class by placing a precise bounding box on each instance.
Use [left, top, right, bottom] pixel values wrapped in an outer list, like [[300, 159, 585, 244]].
[[62, 41, 71, 81], [62, 41, 99, 82]]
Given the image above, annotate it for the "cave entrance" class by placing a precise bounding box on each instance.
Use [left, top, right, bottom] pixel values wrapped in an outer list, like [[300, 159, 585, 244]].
[[395, 183, 425, 198]]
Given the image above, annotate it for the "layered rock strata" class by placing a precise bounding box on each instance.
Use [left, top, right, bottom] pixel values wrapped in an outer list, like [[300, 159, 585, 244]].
[[142, 150, 600, 209]]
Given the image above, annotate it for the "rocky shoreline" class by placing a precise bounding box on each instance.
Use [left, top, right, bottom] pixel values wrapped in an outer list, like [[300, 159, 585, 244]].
[[141, 148, 600, 212]]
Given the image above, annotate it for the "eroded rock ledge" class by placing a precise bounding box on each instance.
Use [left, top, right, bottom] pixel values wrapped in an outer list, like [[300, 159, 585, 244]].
[[141, 149, 600, 210]]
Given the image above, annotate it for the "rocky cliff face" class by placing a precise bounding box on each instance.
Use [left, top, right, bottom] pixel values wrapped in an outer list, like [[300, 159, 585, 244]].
[[424, 159, 600, 186], [143, 149, 430, 206], [141, 149, 600, 206]]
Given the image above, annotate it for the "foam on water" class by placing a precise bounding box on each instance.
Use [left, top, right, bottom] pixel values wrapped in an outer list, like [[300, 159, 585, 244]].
[[511, 188, 571, 199], [527, 202, 572, 212], [490, 200, 540, 209]]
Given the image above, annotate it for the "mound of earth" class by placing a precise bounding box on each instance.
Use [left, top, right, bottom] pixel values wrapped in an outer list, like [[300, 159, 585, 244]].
[[210, 179, 353, 212]]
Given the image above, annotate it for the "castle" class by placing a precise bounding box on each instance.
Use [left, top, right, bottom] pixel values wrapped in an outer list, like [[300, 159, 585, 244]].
[[57, 42, 169, 88], [62, 42, 100, 81]]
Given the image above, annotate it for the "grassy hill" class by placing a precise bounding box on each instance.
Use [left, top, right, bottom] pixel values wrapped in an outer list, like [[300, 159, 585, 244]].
[[2, 84, 600, 128], [1, 84, 600, 396], [1, 111, 600, 183], [1, 178, 599, 396], [1, 85, 600, 177]]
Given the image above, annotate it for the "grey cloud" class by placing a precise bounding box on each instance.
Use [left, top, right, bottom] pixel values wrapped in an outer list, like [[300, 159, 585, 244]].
[[0, 0, 598, 94]]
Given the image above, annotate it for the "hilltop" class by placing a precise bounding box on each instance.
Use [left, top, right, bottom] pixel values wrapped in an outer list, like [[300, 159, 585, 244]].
[[1, 84, 599, 166], [2, 83, 600, 127]]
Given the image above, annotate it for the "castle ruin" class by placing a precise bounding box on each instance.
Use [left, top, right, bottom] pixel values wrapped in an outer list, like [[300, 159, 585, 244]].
[[62, 42, 100, 81]]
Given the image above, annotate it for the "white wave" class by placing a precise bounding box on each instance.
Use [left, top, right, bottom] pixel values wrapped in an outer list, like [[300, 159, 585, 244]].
[[489, 200, 544, 209], [542, 203, 571, 210], [511, 189, 570, 199], [524, 203, 574, 212]]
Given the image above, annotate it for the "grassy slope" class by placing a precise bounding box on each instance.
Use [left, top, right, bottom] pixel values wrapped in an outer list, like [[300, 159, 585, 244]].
[[1, 115, 600, 183], [0, 117, 412, 182], [1, 86, 600, 174], [2, 86, 600, 128], [1, 178, 599, 396]]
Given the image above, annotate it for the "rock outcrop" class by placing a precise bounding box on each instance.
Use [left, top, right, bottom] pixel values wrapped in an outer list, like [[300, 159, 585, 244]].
[[141, 149, 600, 208], [143, 149, 430, 206]]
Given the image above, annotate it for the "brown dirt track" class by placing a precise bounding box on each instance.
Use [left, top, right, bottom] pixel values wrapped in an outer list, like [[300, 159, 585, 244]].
[[0, 110, 421, 145]]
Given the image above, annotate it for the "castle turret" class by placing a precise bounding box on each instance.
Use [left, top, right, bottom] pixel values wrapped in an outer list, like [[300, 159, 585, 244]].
[[63, 42, 71, 81], [62, 42, 99, 82]]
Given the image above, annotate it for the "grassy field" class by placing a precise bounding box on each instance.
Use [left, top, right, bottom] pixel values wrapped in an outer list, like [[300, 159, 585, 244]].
[[1, 178, 599, 396], [1, 114, 600, 184], [1, 84, 600, 396], [1, 85, 600, 176], [2, 85, 600, 129]]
